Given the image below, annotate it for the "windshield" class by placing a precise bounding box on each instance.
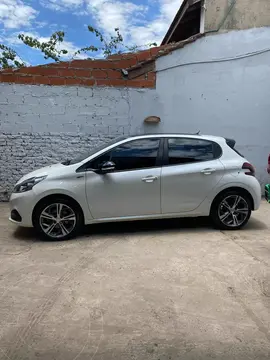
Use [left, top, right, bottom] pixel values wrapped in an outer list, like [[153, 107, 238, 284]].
[[62, 136, 127, 165]]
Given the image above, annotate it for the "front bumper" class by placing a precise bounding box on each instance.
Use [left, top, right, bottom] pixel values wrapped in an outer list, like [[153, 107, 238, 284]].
[[9, 191, 36, 227]]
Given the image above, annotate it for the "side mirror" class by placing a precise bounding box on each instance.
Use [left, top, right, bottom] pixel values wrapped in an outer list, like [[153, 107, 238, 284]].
[[99, 161, 116, 174]]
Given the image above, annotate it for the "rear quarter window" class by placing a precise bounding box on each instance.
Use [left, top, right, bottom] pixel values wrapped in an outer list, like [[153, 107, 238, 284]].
[[225, 138, 244, 157]]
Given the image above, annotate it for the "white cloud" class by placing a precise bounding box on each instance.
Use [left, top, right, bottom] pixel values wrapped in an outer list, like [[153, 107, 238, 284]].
[[0, 0, 38, 29], [40, 0, 84, 12], [38, 0, 181, 46], [83, 0, 181, 45], [103, 2, 135, 31], [86, 0, 147, 37], [35, 21, 48, 28], [130, 0, 181, 45], [5, 31, 38, 45], [58, 40, 88, 59], [84, 0, 181, 46], [161, 0, 182, 20]]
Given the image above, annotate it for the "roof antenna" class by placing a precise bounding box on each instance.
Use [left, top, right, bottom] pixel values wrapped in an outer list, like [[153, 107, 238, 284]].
[[195, 130, 200, 135]]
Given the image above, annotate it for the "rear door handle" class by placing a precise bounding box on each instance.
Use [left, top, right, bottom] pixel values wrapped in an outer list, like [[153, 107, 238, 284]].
[[142, 176, 158, 183], [201, 168, 216, 175]]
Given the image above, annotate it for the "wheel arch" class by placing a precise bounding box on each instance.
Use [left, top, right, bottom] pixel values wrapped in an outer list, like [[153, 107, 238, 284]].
[[211, 187, 255, 212], [32, 193, 85, 226]]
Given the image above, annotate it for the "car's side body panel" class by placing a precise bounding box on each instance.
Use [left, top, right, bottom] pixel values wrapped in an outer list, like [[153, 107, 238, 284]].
[[9, 133, 262, 229], [161, 159, 225, 213], [85, 167, 162, 219]]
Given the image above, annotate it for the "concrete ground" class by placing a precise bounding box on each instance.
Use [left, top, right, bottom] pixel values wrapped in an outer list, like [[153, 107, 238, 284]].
[[0, 202, 270, 360]]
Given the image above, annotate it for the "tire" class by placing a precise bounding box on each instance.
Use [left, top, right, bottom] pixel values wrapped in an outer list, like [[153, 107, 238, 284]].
[[33, 197, 84, 240], [210, 190, 252, 230]]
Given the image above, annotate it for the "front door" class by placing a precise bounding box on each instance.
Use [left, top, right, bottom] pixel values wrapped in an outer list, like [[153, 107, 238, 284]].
[[85, 138, 162, 219], [161, 137, 225, 213]]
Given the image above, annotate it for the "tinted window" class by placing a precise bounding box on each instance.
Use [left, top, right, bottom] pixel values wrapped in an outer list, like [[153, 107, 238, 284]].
[[90, 138, 160, 171], [64, 136, 127, 165], [168, 138, 215, 165]]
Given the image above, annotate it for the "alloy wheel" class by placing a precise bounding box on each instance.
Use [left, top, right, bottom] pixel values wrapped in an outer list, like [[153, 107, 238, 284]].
[[218, 195, 249, 228], [39, 203, 76, 239]]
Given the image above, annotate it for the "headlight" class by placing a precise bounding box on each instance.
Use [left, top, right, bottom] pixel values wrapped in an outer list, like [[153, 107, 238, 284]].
[[13, 176, 47, 193]]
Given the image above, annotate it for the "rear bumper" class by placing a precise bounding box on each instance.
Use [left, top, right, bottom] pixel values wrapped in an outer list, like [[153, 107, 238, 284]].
[[249, 179, 262, 211]]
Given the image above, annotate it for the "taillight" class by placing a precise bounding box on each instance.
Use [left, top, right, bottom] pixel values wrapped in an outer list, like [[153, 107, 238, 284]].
[[242, 162, 255, 176]]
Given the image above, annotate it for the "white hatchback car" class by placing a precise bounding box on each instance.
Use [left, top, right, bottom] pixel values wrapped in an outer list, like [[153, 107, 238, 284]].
[[9, 134, 261, 240]]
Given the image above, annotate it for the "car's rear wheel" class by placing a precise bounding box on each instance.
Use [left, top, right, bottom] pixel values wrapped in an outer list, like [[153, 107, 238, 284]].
[[33, 197, 83, 240], [210, 190, 252, 230]]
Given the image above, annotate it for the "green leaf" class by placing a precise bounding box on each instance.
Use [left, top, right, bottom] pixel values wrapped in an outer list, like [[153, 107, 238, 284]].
[[1, 24, 158, 68]]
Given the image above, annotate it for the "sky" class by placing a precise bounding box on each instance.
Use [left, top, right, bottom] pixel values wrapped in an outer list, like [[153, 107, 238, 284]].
[[0, 0, 182, 66]]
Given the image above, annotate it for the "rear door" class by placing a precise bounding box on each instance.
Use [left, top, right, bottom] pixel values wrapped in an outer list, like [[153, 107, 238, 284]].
[[161, 137, 225, 213]]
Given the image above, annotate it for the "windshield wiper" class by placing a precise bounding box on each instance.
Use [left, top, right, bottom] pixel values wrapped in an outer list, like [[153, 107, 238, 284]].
[[61, 159, 71, 165]]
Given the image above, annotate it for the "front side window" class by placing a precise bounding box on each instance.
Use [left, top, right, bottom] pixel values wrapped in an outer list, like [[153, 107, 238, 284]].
[[63, 136, 127, 165], [168, 138, 217, 165], [89, 138, 160, 171]]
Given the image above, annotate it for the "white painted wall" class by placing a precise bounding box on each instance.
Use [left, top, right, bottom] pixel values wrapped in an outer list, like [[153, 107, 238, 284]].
[[155, 27, 270, 188], [1, 27, 270, 200], [0, 85, 157, 200]]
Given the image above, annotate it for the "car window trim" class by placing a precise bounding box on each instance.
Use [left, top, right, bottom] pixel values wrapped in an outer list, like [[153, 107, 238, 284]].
[[156, 138, 164, 167], [162, 137, 222, 167], [163, 137, 169, 166], [76, 137, 163, 173]]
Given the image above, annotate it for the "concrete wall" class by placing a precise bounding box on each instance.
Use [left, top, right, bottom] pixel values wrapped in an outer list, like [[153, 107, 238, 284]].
[[155, 27, 270, 188], [205, 0, 270, 32], [0, 85, 158, 200]]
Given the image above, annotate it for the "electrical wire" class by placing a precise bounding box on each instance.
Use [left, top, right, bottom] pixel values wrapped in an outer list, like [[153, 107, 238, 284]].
[[157, 46, 270, 73]]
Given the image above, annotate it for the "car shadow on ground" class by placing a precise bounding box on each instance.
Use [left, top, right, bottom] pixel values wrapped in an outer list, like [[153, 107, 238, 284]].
[[12, 215, 268, 243], [2, 342, 270, 360]]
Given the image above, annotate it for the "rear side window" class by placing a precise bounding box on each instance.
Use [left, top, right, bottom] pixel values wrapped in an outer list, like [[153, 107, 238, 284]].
[[167, 138, 221, 165]]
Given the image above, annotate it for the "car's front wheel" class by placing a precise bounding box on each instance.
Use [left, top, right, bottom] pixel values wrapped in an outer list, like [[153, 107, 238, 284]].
[[210, 190, 252, 230], [33, 197, 83, 240]]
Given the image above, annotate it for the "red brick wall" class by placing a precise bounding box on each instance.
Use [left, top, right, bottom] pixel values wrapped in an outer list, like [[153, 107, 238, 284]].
[[0, 36, 202, 88], [0, 56, 156, 88]]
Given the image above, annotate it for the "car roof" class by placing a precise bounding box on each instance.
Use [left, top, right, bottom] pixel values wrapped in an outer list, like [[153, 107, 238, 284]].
[[127, 133, 225, 142]]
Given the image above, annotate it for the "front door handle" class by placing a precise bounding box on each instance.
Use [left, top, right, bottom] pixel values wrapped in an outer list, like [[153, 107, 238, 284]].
[[142, 176, 158, 183], [201, 168, 216, 175]]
